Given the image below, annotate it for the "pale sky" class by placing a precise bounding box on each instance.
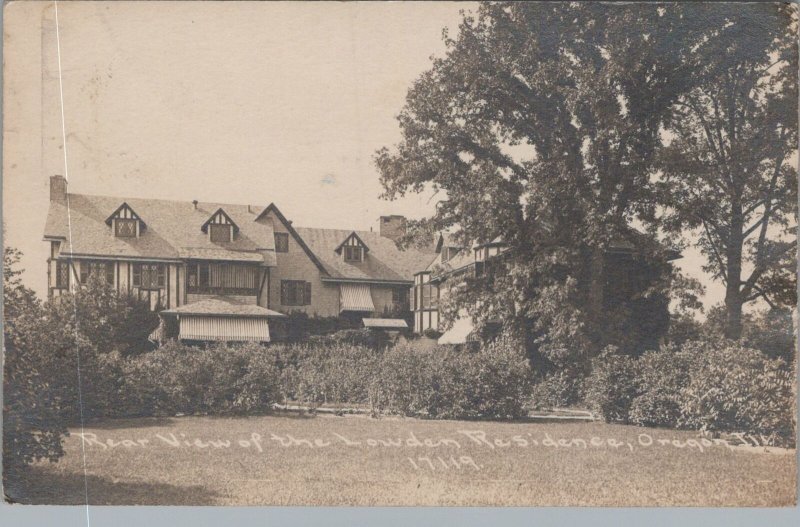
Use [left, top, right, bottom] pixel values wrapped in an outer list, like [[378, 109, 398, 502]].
[[2, 0, 725, 310]]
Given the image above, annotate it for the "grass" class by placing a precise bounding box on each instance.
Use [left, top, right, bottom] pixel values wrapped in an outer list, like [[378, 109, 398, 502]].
[[5, 413, 796, 506]]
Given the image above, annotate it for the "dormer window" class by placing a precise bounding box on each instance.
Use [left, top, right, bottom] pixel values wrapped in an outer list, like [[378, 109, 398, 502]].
[[344, 245, 363, 262], [335, 231, 369, 263], [202, 208, 239, 243], [210, 224, 232, 243], [106, 202, 145, 238], [115, 218, 137, 237], [442, 246, 460, 263]]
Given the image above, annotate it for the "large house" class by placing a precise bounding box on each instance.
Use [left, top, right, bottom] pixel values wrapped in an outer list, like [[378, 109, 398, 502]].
[[43, 175, 679, 346], [43, 175, 436, 342]]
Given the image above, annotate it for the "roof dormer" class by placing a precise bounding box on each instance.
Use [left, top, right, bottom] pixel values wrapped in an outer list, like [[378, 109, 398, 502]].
[[335, 231, 369, 263], [105, 202, 145, 238], [435, 233, 463, 263], [201, 208, 239, 243]]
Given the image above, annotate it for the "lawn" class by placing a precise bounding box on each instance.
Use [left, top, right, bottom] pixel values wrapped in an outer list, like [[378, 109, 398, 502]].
[[5, 413, 796, 506]]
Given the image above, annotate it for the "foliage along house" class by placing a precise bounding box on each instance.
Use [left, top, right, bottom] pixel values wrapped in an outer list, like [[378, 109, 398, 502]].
[[43, 175, 436, 343], [415, 231, 683, 351]]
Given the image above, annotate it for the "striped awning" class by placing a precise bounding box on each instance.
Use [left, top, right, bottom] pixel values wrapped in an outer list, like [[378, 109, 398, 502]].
[[339, 283, 375, 312], [179, 315, 270, 342]]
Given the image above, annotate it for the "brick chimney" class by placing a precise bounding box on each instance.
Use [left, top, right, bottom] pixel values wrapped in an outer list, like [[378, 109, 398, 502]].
[[379, 215, 406, 242], [50, 175, 67, 203]]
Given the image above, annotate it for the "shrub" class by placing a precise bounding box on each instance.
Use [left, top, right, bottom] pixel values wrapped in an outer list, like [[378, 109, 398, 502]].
[[422, 328, 443, 340], [465, 334, 533, 419], [584, 346, 639, 423], [628, 345, 698, 428], [378, 343, 440, 416], [122, 341, 282, 416], [307, 329, 391, 350], [530, 368, 586, 410], [283, 343, 381, 408], [379, 334, 532, 420], [679, 342, 795, 445], [276, 312, 360, 341], [3, 246, 66, 479]]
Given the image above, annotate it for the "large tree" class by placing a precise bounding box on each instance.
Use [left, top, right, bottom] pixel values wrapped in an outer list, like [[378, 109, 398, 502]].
[[376, 2, 722, 361], [659, 3, 798, 339]]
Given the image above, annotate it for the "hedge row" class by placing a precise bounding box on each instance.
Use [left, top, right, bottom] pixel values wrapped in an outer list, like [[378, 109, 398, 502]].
[[584, 340, 796, 446], [74, 333, 532, 421]]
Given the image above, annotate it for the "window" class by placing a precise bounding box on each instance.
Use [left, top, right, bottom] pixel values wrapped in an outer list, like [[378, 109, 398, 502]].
[[209, 224, 232, 243], [442, 247, 459, 263], [79, 260, 114, 285], [275, 232, 289, 253], [281, 280, 311, 306], [55, 261, 70, 289], [187, 262, 258, 294], [133, 263, 166, 289], [115, 218, 137, 237], [414, 282, 438, 309], [392, 287, 409, 309], [344, 245, 363, 262]]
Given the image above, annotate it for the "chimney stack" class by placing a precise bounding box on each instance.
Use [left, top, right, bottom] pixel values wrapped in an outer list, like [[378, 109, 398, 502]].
[[50, 175, 67, 203], [379, 215, 406, 242]]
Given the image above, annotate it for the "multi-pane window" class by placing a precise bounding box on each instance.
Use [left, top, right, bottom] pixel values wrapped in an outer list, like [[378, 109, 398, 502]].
[[392, 287, 409, 310], [187, 262, 258, 293], [79, 260, 114, 285], [275, 232, 289, 253], [281, 280, 311, 306], [414, 280, 438, 310], [209, 224, 232, 243], [344, 245, 363, 262], [133, 263, 166, 289], [55, 261, 70, 289], [115, 218, 137, 237]]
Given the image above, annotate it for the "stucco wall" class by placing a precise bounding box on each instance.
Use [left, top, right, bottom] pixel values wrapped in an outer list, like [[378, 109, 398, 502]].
[[261, 210, 340, 317]]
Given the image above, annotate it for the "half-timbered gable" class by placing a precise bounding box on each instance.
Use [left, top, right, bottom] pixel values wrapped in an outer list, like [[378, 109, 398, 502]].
[[43, 176, 436, 340], [334, 232, 369, 263], [105, 202, 146, 238], [201, 208, 239, 243]]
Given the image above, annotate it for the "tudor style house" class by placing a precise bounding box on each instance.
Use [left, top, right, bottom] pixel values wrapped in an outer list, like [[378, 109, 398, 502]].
[[43, 175, 679, 346], [43, 175, 436, 342]]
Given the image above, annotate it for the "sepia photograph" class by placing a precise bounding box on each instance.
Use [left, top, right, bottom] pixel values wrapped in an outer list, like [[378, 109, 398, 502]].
[[2, 0, 798, 510]]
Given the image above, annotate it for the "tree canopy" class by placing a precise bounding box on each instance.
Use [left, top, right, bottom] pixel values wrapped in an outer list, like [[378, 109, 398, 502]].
[[376, 2, 736, 360], [658, 3, 798, 338]]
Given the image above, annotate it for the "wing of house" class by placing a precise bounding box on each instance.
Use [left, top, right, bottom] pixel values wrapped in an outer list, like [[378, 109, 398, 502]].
[[413, 231, 682, 343], [43, 175, 436, 342]]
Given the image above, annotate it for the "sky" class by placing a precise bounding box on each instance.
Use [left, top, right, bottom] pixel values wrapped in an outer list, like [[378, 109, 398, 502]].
[[3, 1, 725, 310]]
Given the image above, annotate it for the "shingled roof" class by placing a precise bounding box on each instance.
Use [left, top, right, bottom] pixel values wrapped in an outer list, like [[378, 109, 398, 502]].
[[294, 227, 437, 283], [44, 193, 277, 266], [44, 191, 437, 282]]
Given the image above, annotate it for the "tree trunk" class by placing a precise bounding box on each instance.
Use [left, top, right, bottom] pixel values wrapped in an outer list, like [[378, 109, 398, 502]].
[[587, 246, 606, 343], [724, 207, 744, 340]]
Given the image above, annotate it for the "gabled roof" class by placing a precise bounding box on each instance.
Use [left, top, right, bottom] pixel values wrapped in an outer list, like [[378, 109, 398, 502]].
[[334, 231, 370, 254], [200, 208, 240, 234], [44, 193, 277, 265], [104, 202, 145, 229], [44, 192, 438, 281], [426, 246, 475, 277], [294, 226, 436, 283], [435, 232, 464, 254], [254, 203, 329, 275], [161, 297, 285, 318]]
